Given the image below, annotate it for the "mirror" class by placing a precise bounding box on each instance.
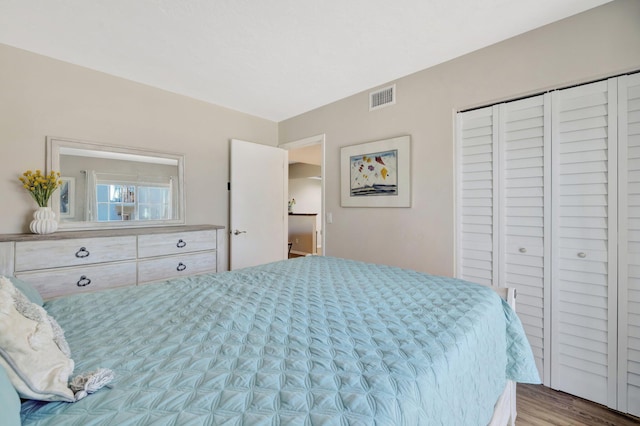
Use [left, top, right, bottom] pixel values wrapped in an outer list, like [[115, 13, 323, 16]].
[[47, 137, 185, 230]]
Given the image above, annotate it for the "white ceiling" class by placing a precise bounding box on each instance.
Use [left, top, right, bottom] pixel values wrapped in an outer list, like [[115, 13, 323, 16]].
[[0, 0, 611, 122]]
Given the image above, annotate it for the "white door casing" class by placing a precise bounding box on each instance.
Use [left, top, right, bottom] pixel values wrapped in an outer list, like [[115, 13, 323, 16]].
[[229, 139, 287, 270], [280, 134, 326, 255]]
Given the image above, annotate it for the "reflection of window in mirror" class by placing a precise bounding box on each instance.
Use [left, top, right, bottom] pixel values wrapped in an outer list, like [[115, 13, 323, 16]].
[[96, 181, 172, 222], [48, 136, 185, 229]]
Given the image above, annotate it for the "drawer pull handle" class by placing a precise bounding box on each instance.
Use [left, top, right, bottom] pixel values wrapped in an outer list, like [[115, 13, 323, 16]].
[[76, 275, 92, 287], [577, 252, 586, 258], [176, 239, 187, 248], [177, 262, 187, 272], [519, 247, 527, 253], [75, 247, 90, 258]]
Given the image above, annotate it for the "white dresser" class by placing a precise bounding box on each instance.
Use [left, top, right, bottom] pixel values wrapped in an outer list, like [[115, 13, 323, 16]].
[[0, 225, 224, 299]]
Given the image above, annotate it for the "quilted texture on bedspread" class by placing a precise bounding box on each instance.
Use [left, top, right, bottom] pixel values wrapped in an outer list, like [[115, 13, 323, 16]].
[[21, 256, 539, 425]]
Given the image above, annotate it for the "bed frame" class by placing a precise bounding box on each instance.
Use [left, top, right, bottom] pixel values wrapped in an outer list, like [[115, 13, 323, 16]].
[[488, 287, 517, 426]]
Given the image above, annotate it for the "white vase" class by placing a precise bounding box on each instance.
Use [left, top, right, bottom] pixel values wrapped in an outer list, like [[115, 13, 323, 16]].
[[30, 206, 58, 234]]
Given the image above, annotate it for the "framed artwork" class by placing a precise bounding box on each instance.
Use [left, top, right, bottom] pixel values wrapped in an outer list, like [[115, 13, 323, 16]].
[[59, 177, 75, 218], [340, 135, 411, 207]]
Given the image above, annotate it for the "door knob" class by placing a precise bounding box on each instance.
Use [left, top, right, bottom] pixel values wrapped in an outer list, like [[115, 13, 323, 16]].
[[233, 230, 247, 235]]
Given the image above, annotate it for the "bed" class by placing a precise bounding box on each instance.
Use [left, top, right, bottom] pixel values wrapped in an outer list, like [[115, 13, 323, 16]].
[[3, 256, 540, 425]]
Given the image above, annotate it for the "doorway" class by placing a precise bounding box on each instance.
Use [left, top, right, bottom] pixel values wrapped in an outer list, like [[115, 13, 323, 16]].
[[280, 134, 325, 256]]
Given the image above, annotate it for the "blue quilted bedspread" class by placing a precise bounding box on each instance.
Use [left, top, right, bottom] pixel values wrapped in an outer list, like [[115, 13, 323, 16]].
[[21, 256, 539, 425]]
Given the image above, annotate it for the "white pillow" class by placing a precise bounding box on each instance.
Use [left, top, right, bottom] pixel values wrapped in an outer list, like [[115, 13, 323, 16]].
[[0, 276, 77, 401], [0, 277, 75, 402], [0, 277, 114, 402]]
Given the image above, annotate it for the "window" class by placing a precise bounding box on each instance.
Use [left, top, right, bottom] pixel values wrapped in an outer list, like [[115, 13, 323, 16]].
[[96, 183, 171, 221]]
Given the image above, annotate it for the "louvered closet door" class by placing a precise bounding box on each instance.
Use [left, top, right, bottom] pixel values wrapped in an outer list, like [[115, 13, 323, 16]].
[[457, 106, 498, 286], [500, 95, 550, 380], [619, 72, 640, 417], [551, 79, 618, 407]]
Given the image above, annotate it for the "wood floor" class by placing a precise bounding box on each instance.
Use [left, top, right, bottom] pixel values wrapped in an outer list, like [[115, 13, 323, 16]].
[[516, 384, 640, 425]]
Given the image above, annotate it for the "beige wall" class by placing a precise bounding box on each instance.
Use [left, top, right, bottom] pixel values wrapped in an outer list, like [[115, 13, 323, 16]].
[[278, 0, 640, 276], [0, 43, 278, 269]]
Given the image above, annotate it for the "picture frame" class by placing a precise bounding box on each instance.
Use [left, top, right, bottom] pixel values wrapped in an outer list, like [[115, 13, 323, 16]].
[[59, 176, 75, 218], [340, 135, 411, 207]]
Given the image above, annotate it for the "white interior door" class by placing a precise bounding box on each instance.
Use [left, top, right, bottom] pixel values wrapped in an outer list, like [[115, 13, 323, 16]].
[[456, 105, 498, 287], [499, 94, 551, 383], [618, 72, 640, 417], [458, 73, 640, 413], [550, 79, 618, 408], [230, 139, 287, 270], [457, 97, 550, 383]]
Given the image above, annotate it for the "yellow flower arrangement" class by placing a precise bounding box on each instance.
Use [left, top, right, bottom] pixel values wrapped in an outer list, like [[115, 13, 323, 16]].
[[19, 170, 62, 207]]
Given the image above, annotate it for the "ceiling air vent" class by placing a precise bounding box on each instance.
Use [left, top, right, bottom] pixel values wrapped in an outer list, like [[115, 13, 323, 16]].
[[369, 84, 396, 111]]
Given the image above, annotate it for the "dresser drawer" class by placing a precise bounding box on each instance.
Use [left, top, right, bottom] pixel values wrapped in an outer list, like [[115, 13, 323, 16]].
[[138, 251, 216, 284], [16, 261, 137, 299], [138, 230, 217, 258], [15, 236, 136, 272]]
